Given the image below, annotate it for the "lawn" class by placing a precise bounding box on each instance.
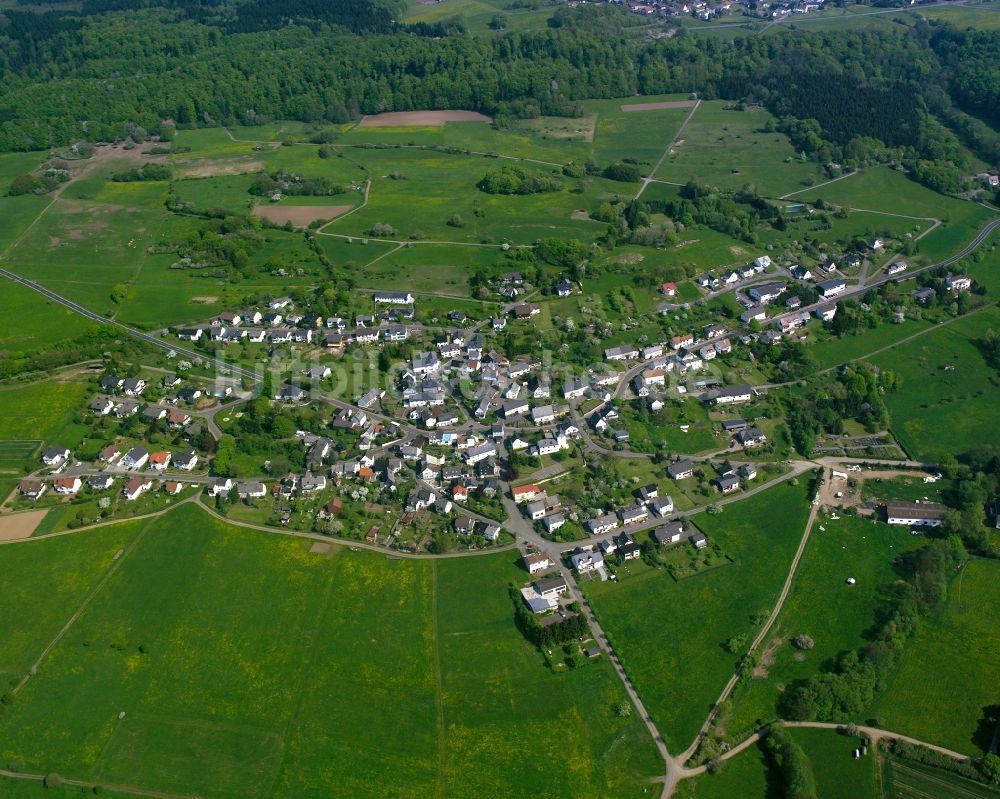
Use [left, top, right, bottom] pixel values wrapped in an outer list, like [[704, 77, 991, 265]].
[[0, 504, 663, 797], [872, 557, 1000, 756], [873, 305, 1000, 460], [621, 397, 722, 456], [722, 515, 926, 741], [584, 478, 813, 751], [653, 101, 826, 197]]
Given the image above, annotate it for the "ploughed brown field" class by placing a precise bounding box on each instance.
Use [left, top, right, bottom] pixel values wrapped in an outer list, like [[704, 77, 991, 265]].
[[620, 100, 698, 112], [358, 110, 492, 126], [252, 205, 353, 227]]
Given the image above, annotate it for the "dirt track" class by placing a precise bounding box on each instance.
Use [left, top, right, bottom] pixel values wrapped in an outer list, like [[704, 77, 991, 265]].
[[358, 110, 491, 126]]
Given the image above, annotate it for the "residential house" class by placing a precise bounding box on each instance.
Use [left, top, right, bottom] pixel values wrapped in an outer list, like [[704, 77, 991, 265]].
[[737, 427, 767, 447], [715, 475, 741, 493], [536, 575, 568, 601], [653, 520, 685, 546], [945, 274, 971, 291], [740, 305, 768, 325], [814, 304, 838, 322], [605, 345, 639, 361], [88, 474, 115, 491], [120, 446, 149, 470], [748, 282, 786, 303], [618, 504, 649, 526], [712, 384, 753, 405], [817, 279, 846, 299], [667, 459, 695, 480], [512, 484, 542, 503], [586, 513, 619, 536], [173, 448, 198, 471], [53, 476, 81, 495], [648, 496, 674, 516], [18, 478, 47, 500], [689, 531, 708, 549], [42, 446, 70, 467], [236, 480, 267, 499], [148, 451, 171, 471], [123, 476, 152, 501], [570, 547, 604, 573], [543, 514, 565, 534]]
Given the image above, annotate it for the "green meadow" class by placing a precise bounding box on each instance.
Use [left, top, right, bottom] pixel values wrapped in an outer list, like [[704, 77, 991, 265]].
[[873, 557, 1000, 756], [794, 165, 998, 263], [874, 305, 1000, 461], [0, 504, 662, 798], [0, 279, 104, 356], [584, 479, 813, 751], [0, 377, 91, 468], [680, 727, 878, 799], [654, 101, 826, 197], [722, 515, 926, 740]]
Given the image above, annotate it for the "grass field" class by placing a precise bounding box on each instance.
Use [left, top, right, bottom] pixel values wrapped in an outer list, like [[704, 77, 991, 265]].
[[654, 101, 826, 197], [0, 520, 146, 681], [722, 515, 926, 740], [0, 504, 662, 797], [872, 557, 1000, 756], [0, 378, 90, 469], [793, 165, 998, 263], [681, 726, 878, 798], [584, 479, 813, 751], [0, 279, 104, 356], [873, 305, 1000, 460]]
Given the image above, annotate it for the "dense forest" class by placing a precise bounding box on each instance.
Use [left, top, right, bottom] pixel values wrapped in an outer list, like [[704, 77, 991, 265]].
[[0, 0, 997, 186]]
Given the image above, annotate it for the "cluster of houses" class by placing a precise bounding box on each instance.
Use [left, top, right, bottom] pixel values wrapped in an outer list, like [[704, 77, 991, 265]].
[[617, 0, 826, 22], [91, 372, 226, 434], [176, 292, 419, 353]]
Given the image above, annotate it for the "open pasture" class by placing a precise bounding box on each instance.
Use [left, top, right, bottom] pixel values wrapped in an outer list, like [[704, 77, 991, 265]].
[[585, 95, 692, 167], [584, 479, 812, 751], [0, 504, 661, 798], [723, 515, 925, 739], [0, 279, 103, 356], [653, 101, 826, 197], [873, 305, 1000, 461], [794, 165, 997, 262], [318, 147, 609, 243], [404, 0, 556, 34], [872, 557, 1000, 756]]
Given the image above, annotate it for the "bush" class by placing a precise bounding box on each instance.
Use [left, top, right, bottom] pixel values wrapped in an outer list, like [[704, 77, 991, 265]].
[[603, 162, 642, 182]]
